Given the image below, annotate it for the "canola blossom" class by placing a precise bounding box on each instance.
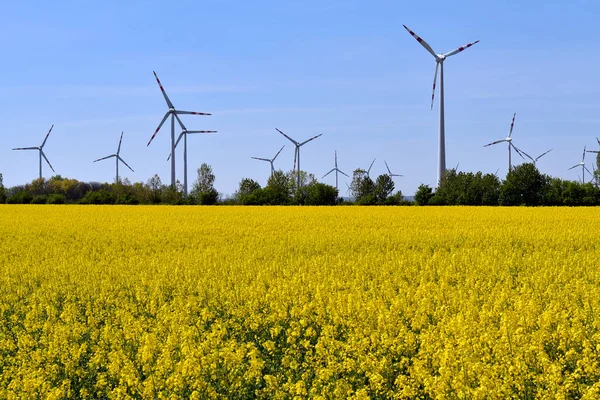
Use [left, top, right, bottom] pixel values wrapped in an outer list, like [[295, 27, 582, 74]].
[[1, 205, 600, 399]]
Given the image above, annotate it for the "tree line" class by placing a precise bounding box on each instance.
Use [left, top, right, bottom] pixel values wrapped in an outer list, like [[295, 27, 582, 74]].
[[415, 159, 600, 206], [1, 154, 600, 206]]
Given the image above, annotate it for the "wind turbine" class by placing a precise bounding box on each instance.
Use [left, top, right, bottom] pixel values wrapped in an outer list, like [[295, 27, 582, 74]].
[[93, 132, 134, 183], [276, 128, 322, 190], [251, 145, 285, 177], [322, 151, 349, 192], [384, 161, 403, 181], [484, 113, 530, 172], [12, 125, 55, 180], [524, 149, 553, 167], [167, 121, 217, 197], [403, 25, 479, 184], [568, 146, 592, 184], [147, 71, 211, 188]]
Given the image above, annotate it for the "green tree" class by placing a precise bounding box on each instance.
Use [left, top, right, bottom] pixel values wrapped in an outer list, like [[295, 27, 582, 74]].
[[0, 173, 6, 203], [350, 169, 376, 204], [265, 170, 292, 205], [304, 182, 338, 205], [235, 178, 262, 204], [146, 174, 164, 204], [499, 163, 547, 206], [374, 174, 395, 204], [191, 164, 219, 205], [414, 184, 434, 206]]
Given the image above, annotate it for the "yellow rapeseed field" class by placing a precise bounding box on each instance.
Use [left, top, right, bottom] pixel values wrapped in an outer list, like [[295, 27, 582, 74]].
[[1, 205, 600, 399]]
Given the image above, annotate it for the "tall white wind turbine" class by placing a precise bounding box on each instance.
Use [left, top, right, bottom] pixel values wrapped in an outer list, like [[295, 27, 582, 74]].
[[252, 145, 285, 177], [167, 121, 217, 197], [147, 71, 211, 188], [276, 128, 322, 189], [12, 125, 55, 180], [484, 113, 530, 172], [403, 25, 479, 184], [322, 150, 349, 192], [524, 149, 552, 167], [93, 131, 134, 183], [568, 146, 592, 184]]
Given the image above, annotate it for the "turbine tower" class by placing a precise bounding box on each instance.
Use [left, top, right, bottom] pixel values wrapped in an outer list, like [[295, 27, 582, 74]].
[[384, 161, 403, 181], [322, 151, 349, 192], [93, 131, 134, 183], [252, 145, 285, 177], [403, 25, 479, 184], [167, 121, 217, 196], [484, 113, 530, 172], [524, 149, 552, 167], [276, 128, 322, 190], [147, 71, 211, 188], [568, 146, 592, 184], [12, 124, 55, 179]]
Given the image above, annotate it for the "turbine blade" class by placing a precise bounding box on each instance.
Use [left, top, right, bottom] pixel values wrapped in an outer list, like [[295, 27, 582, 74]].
[[41, 124, 54, 148], [339, 169, 350, 178], [536, 149, 552, 161], [431, 62, 439, 109], [322, 169, 335, 178], [368, 158, 376, 174], [511, 143, 527, 160], [299, 133, 322, 146], [41, 151, 55, 172], [484, 139, 506, 147], [272, 145, 285, 161], [584, 165, 593, 176], [117, 131, 123, 154], [442, 40, 480, 58], [174, 113, 186, 131], [147, 112, 170, 146], [175, 110, 212, 116], [508, 113, 516, 138], [186, 130, 217, 134], [568, 164, 580, 171], [586, 150, 600, 154], [118, 156, 134, 172], [12, 147, 39, 150], [517, 147, 532, 161], [251, 157, 270, 162], [582, 146, 586, 162], [93, 154, 115, 162], [153, 71, 174, 109], [276, 128, 298, 145], [174, 131, 185, 149], [402, 25, 439, 60], [384, 160, 392, 175]]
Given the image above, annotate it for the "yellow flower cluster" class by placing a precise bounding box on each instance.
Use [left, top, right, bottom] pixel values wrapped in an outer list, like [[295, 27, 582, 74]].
[[1, 205, 600, 398]]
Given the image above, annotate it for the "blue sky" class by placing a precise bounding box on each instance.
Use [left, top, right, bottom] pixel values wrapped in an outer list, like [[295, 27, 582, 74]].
[[1, 0, 600, 196]]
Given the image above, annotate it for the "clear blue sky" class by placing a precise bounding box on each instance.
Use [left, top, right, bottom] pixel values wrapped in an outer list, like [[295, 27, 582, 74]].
[[1, 0, 600, 196]]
